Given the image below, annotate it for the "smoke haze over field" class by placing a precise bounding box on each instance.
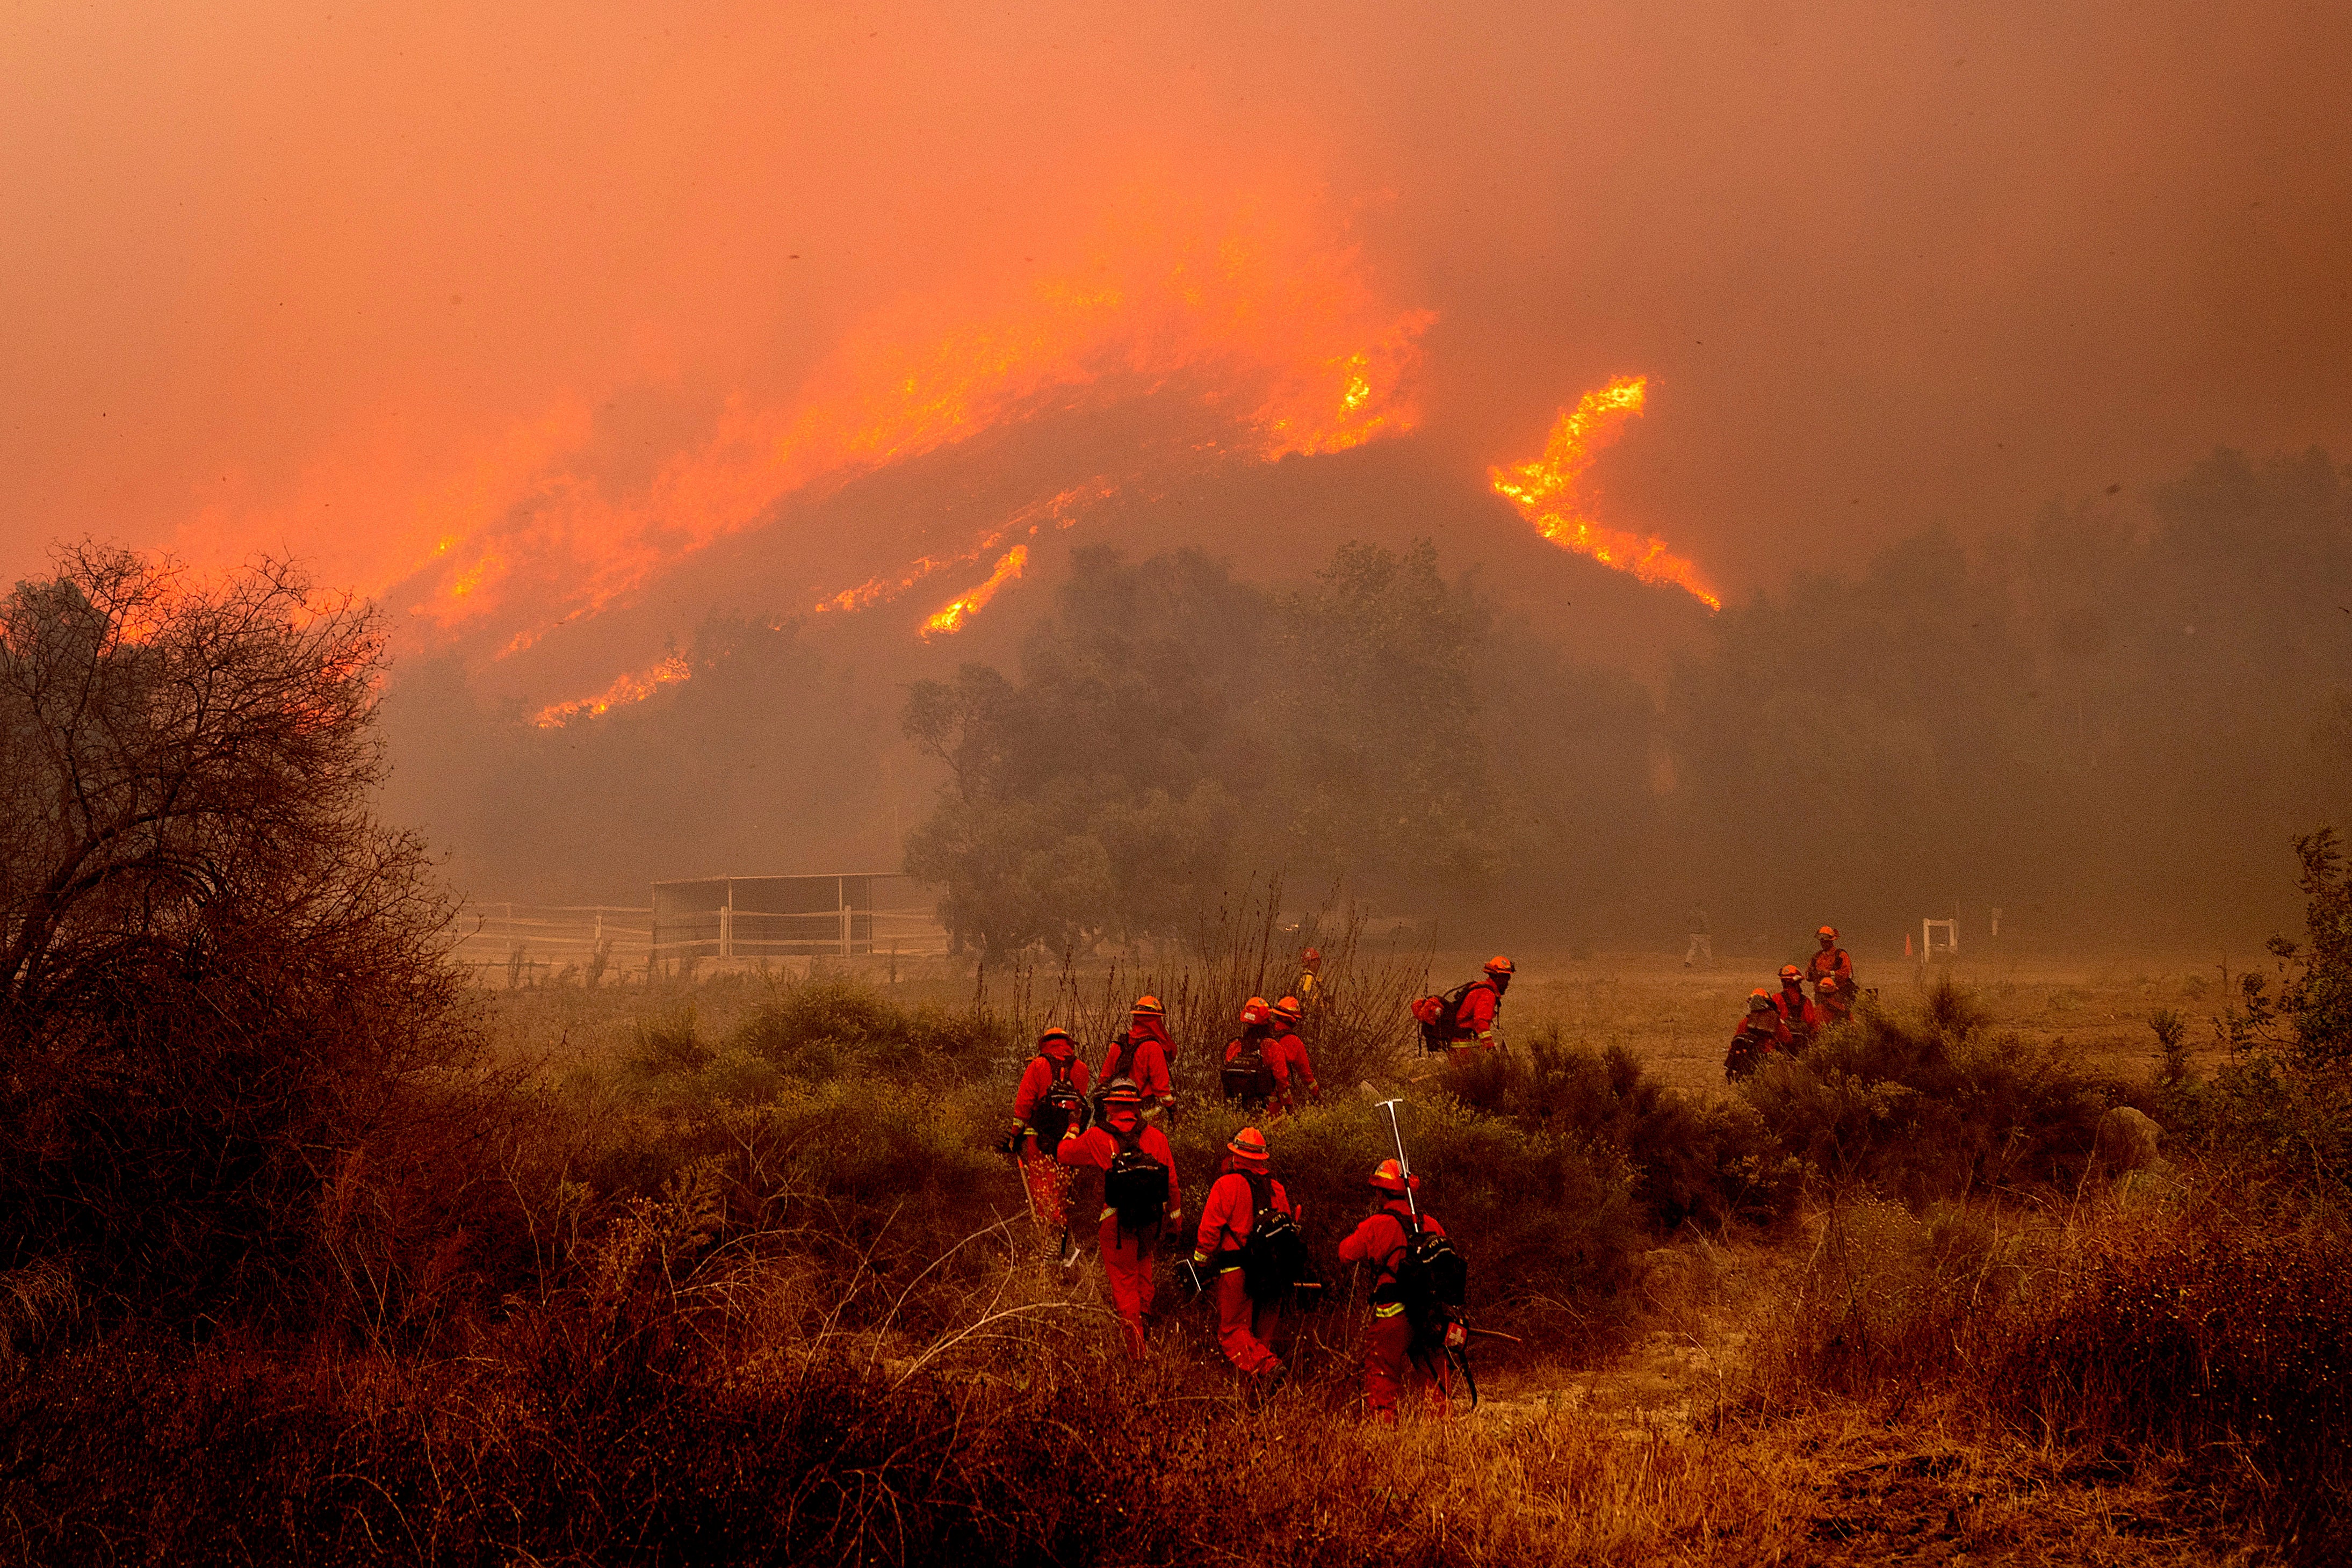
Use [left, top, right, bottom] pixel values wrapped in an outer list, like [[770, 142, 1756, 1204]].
[[5, 1, 2350, 934]]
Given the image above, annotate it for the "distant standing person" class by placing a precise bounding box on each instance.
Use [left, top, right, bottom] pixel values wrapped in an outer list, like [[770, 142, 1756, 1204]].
[[1295, 946, 1324, 1009], [1685, 909, 1712, 969], [1808, 926, 1855, 1024]]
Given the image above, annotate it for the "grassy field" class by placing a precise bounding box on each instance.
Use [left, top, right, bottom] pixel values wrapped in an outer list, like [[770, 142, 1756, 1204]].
[[5, 938, 2296, 1563], [403, 934, 2337, 1565]]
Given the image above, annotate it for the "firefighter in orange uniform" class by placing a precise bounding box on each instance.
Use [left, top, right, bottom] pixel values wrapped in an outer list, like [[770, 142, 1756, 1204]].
[[1101, 995, 1176, 1119], [1453, 956, 1514, 1050], [1221, 997, 1281, 1109], [1010, 1027, 1090, 1246], [1191, 1126, 1293, 1381], [1267, 995, 1320, 1111], [1808, 927, 1856, 1026], [1336, 1160, 1459, 1424], [1058, 1079, 1180, 1359], [1774, 964, 1821, 1050], [1726, 990, 1785, 1079]]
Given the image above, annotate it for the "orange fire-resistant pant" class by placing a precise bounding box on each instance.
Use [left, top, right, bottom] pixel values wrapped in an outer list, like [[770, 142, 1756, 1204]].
[[1020, 1147, 1071, 1235], [1213, 1265, 1280, 1375], [1099, 1215, 1159, 1360], [1363, 1306, 1453, 1425]]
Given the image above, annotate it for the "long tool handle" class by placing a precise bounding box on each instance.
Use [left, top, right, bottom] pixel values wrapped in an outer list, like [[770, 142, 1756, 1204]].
[[1376, 1099, 1420, 1222]]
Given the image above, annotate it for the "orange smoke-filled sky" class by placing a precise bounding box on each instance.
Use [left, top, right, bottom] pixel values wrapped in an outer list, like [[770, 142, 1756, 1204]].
[[4, 1, 2347, 646]]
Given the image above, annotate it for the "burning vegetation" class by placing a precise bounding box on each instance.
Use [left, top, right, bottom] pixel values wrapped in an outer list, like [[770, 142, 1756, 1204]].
[[1490, 375, 1723, 610]]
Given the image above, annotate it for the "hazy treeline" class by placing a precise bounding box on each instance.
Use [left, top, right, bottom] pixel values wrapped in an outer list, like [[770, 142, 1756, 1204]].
[[382, 445, 2349, 947]]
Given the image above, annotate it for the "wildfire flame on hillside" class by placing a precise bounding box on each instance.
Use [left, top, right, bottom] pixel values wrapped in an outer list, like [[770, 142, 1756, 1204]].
[[532, 651, 691, 728], [1489, 377, 1721, 611], [403, 204, 1432, 659], [922, 546, 1028, 640], [812, 481, 1114, 618]]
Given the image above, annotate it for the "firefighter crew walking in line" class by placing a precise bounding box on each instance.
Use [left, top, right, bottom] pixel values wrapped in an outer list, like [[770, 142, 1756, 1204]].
[[1809, 926, 1856, 1026], [1774, 964, 1821, 1051], [1336, 1159, 1461, 1424], [1100, 994, 1177, 1121], [1266, 995, 1321, 1112], [1191, 1126, 1295, 1383], [1010, 1027, 1090, 1250], [1058, 1079, 1180, 1360]]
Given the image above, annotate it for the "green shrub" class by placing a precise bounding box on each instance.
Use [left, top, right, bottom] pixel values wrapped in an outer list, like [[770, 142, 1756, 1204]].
[[1167, 1096, 1639, 1339], [1446, 1033, 1801, 1232], [1991, 1214, 2352, 1556], [625, 1007, 711, 1075], [731, 976, 1014, 1085], [1742, 979, 2135, 1204]]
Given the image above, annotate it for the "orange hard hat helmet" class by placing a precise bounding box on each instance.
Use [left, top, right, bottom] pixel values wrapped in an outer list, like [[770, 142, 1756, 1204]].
[[1101, 1078, 1143, 1108], [1227, 1126, 1271, 1163], [1780, 964, 1803, 983], [1483, 955, 1515, 977], [1239, 996, 1271, 1027], [1369, 1158, 1419, 1194], [1302, 946, 1322, 965], [1818, 976, 1840, 994], [1271, 996, 1302, 1024], [1131, 994, 1165, 1017], [1747, 989, 1775, 1013], [1818, 926, 1838, 941], [1037, 1027, 1073, 1052]]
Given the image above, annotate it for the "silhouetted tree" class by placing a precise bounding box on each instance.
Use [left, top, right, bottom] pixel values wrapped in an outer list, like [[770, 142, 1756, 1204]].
[[0, 545, 499, 1328]]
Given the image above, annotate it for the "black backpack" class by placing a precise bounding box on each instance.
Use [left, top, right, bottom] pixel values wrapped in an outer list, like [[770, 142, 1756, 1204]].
[[1101, 1123, 1169, 1235], [1412, 981, 1481, 1052], [1238, 1170, 1308, 1303], [1221, 1030, 1278, 1104], [1393, 1212, 1467, 1345], [1029, 1056, 1090, 1146]]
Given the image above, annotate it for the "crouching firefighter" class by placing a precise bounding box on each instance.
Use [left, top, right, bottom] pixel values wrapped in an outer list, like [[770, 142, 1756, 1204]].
[[1058, 1079, 1180, 1360], [1009, 1027, 1091, 1254], [1411, 956, 1513, 1052], [1337, 1159, 1466, 1424], [1190, 1126, 1307, 1385], [1725, 991, 1785, 1080]]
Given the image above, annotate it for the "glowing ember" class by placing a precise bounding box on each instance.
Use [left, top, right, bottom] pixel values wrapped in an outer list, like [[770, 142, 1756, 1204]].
[[922, 546, 1027, 639], [531, 651, 691, 728], [1489, 376, 1721, 611]]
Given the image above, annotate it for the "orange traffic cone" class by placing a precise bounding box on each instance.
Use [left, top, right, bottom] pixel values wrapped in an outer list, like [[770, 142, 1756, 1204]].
[[1904, 932, 1914, 957]]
